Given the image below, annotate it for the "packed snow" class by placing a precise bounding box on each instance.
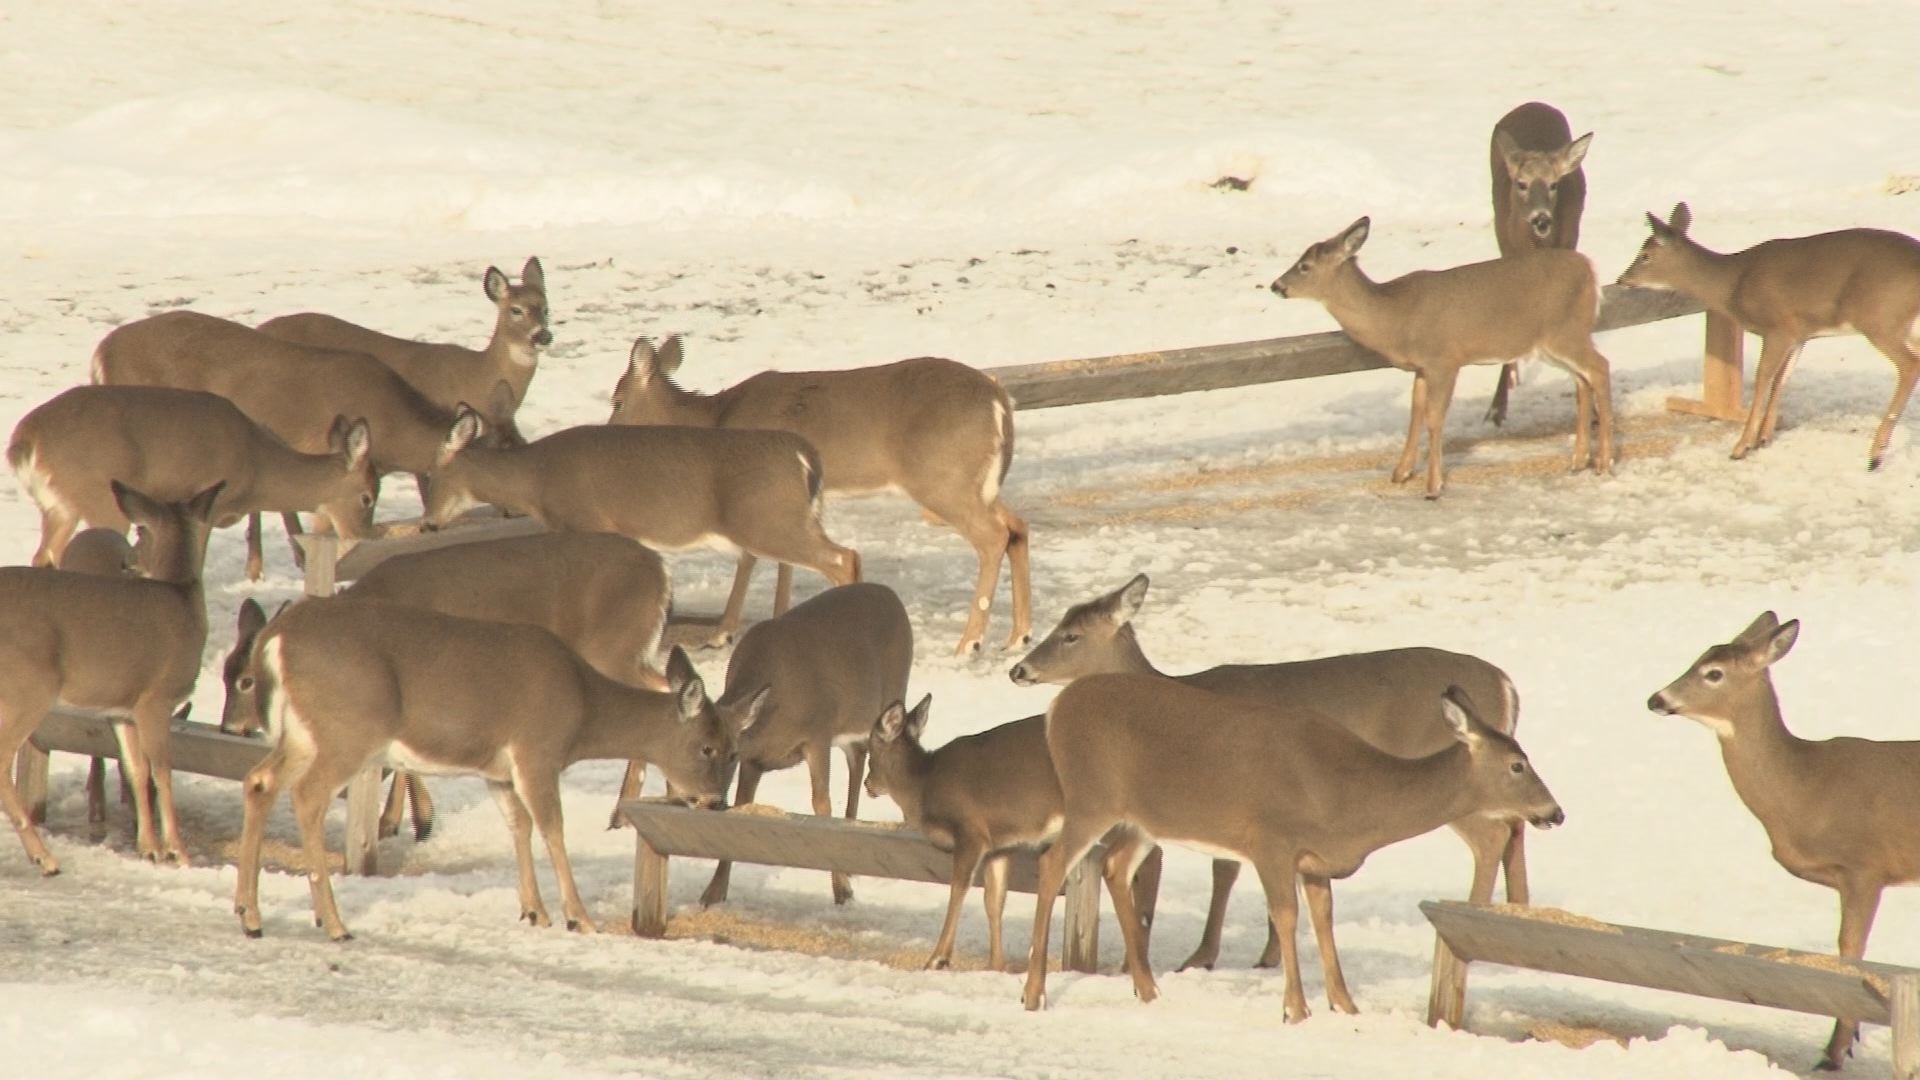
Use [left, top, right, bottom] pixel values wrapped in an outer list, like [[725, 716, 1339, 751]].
[[3, 2, 1919, 1078]]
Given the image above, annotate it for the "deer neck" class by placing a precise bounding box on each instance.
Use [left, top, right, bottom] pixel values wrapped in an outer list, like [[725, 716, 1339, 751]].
[[877, 742, 936, 827], [1315, 262, 1401, 355], [447, 445, 542, 517], [1335, 743, 1484, 853], [379, 394, 458, 477], [482, 314, 540, 397], [657, 376, 728, 428], [249, 439, 346, 512], [1660, 239, 1744, 316], [565, 673, 678, 765], [1708, 682, 1811, 818], [1104, 624, 1163, 677]]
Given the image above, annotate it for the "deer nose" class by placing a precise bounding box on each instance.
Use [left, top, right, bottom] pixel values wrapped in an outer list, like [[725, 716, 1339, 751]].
[[1647, 691, 1674, 714], [1008, 663, 1035, 686], [1529, 213, 1553, 237], [533, 329, 553, 347], [1532, 807, 1566, 829], [1269, 279, 1288, 297]]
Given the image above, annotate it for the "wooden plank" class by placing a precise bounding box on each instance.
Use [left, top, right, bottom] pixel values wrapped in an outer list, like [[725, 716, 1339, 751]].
[[330, 512, 544, 584], [1427, 931, 1468, 1029], [342, 767, 381, 876], [1063, 853, 1100, 974], [1666, 310, 1748, 422], [1895, 974, 1920, 1079], [1422, 901, 1900, 1024], [31, 710, 267, 782], [988, 285, 1706, 411], [299, 532, 338, 597], [632, 833, 669, 938]]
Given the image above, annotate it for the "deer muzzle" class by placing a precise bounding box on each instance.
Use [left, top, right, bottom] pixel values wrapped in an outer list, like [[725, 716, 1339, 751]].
[[1528, 211, 1554, 238], [1269, 278, 1289, 297], [1008, 663, 1038, 686], [1530, 807, 1566, 829], [532, 328, 554, 348], [1647, 690, 1677, 715]]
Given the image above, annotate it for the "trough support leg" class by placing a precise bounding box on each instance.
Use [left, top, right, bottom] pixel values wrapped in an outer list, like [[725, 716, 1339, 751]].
[[1063, 849, 1101, 974], [1426, 931, 1469, 1030], [1667, 311, 1747, 422], [342, 765, 381, 876], [1894, 974, 1920, 1079], [15, 741, 50, 827], [632, 833, 669, 938], [300, 534, 338, 598]]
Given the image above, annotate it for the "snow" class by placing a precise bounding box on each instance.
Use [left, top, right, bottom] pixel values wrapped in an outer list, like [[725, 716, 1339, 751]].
[[3, 2, 1920, 1077]]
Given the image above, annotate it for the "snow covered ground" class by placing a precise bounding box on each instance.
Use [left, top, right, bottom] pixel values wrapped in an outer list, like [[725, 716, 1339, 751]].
[[3, 2, 1920, 1077]]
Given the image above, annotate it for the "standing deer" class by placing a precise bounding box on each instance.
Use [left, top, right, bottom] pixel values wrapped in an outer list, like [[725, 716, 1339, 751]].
[[0, 481, 223, 873], [91, 309, 517, 577], [609, 334, 1029, 655], [220, 531, 673, 842], [1009, 573, 1524, 971], [258, 256, 550, 440], [1020, 676, 1563, 1017], [864, 695, 1164, 973], [1619, 204, 1920, 470], [692, 582, 911, 908], [1272, 217, 1615, 498], [424, 410, 858, 643], [232, 602, 756, 941], [1649, 611, 1920, 1071], [9, 385, 377, 573], [1486, 102, 1593, 427]]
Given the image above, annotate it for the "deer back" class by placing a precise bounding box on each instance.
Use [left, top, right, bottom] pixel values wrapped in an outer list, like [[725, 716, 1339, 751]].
[[1361, 249, 1600, 365], [1489, 101, 1589, 256]]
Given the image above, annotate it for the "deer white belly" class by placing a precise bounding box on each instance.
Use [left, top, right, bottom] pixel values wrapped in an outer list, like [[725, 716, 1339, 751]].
[[384, 741, 514, 782]]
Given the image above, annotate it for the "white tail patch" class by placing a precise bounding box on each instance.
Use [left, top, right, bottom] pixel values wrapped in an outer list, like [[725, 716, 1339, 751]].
[[260, 636, 306, 755], [980, 399, 1009, 505], [89, 345, 107, 385], [797, 451, 822, 514]]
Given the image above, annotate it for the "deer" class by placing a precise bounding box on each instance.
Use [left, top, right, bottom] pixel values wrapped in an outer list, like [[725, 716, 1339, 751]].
[[57, 527, 135, 577], [1618, 204, 1920, 470], [1485, 102, 1593, 427], [91, 309, 518, 578], [865, 694, 1165, 974], [690, 582, 911, 908], [1019, 676, 1563, 1018], [424, 409, 859, 643], [1272, 217, 1614, 499], [1649, 611, 1920, 1072], [609, 334, 1029, 655], [9, 384, 377, 575], [0, 480, 224, 874], [220, 530, 673, 842], [1008, 573, 1524, 971], [258, 256, 550, 439], [232, 601, 760, 942]]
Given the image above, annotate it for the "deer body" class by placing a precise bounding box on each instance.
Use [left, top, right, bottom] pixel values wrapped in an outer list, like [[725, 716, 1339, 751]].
[[232, 600, 751, 941], [1009, 574, 1523, 970], [425, 416, 858, 641], [0, 482, 222, 873], [696, 582, 911, 907], [610, 336, 1028, 655], [1649, 611, 1920, 1070], [1020, 675, 1562, 1019], [1486, 102, 1592, 426], [9, 385, 376, 569], [1620, 204, 1920, 469], [1273, 218, 1614, 498]]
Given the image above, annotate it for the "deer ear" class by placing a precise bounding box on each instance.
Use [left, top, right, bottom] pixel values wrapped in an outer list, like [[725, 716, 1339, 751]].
[[1643, 210, 1670, 239], [655, 333, 686, 378], [187, 481, 227, 523], [520, 256, 545, 294], [675, 674, 707, 721], [874, 701, 907, 743], [626, 337, 656, 386], [338, 418, 372, 470], [110, 480, 160, 522], [1336, 217, 1370, 258], [1669, 202, 1692, 235], [1439, 686, 1485, 748], [236, 598, 268, 639], [736, 685, 770, 736], [484, 266, 510, 302], [1734, 610, 1780, 646], [1106, 574, 1149, 624], [1561, 132, 1593, 174], [904, 692, 932, 741], [441, 407, 486, 461], [1492, 128, 1523, 171], [1757, 620, 1800, 667], [663, 645, 698, 691]]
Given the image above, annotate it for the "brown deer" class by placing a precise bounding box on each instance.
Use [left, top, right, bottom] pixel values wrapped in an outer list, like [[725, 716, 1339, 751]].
[[609, 334, 1028, 655], [1020, 676, 1563, 1018], [424, 410, 858, 642], [258, 256, 550, 438], [1649, 611, 1920, 1071], [220, 531, 673, 841], [232, 603, 757, 941], [9, 385, 376, 574], [0, 481, 223, 873], [1272, 217, 1614, 498], [1485, 102, 1592, 426], [691, 582, 911, 908], [1009, 573, 1524, 971], [1619, 204, 1920, 470]]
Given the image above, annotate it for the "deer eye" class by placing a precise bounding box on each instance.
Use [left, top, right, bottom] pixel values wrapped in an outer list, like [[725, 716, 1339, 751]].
[[237, 675, 255, 692], [510, 305, 525, 317], [359, 493, 375, 509], [1508, 761, 1525, 775], [1546, 182, 1558, 195], [1061, 632, 1081, 645], [1515, 181, 1530, 194], [1704, 667, 1725, 684]]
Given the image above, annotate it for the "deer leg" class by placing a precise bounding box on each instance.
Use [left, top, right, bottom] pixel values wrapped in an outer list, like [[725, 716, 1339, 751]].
[[1130, 843, 1163, 950], [132, 702, 187, 865], [234, 750, 289, 936], [244, 512, 265, 581], [1252, 855, 1310, 1023], [280, 512, 308, 571], [486, 779, 550, 928], [0, 704, 61, 874], [713, 552, 758, 648], [1302, 874, 1358, 1014], [982, 853, 1012, 972], [1100, 827, 1160, 1004], [513, 766, 595, 933], [773, 562, 794, 615], [32, 505, 82, 569], [954, 519, 1009, 657], [1734, 336, 1800, 459], [1863, 336, 1920, 471], [1021, 819, 1105, 1012], [1484, 362, 1518, 427], [378, 770, 409, 838], [1502, 821, 1530, 904], [1391, 374, 1429, 484], [1757, 344, 1805, 447], [999, 503, 1033, 650], [929, 837, 989, 970], [289, 771, 351, 940], [406, 773, 435, 841], [108, 720, 160, 861], [1819, 883, 1885, 1071], [1421, 367, 1461, 500], [85, 755, 108, 825], [609, 758, 650, 828], [1178, 858, 1242, 971], [803, 745, 854, 904], [841, 741, 867, 823], [1450, 816, 1510, 904], [700, 761, 763, 906]]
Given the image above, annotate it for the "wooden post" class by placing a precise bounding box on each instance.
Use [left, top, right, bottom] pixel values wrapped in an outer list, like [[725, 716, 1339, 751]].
[[1062, 849, 1100, 974], [299, 533, 338, 597], [1894, 974, 1920, 1079], [632, 834, 669, 938], [15, 739, 50, 826], [1667, 311, 1747, 422], [1427, 930, 1469, 1029], [341, 765, 380, 876]]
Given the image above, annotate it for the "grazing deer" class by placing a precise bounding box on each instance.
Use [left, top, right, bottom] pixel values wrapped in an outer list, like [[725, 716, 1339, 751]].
[[1272, 217, 1614, 498], [425, 410, 859, 642], [1486, 102, 1593, 427], [91, 309, 517, 577], [1619, 204, 1920, 470], [692, 582, 911, 908], [609, 334, 1029, 655], [865, 695, 1165, 973], [258, 256, 550, 438], [1650, 611, 1920, 1071], [220, 531, 674, 842], [9, 385, 377, 575], [232, 603, 757, 941], [1009, 573, 1524, 971], [1020, 676, 1563, 1017], [0, 481, 223, 873]]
